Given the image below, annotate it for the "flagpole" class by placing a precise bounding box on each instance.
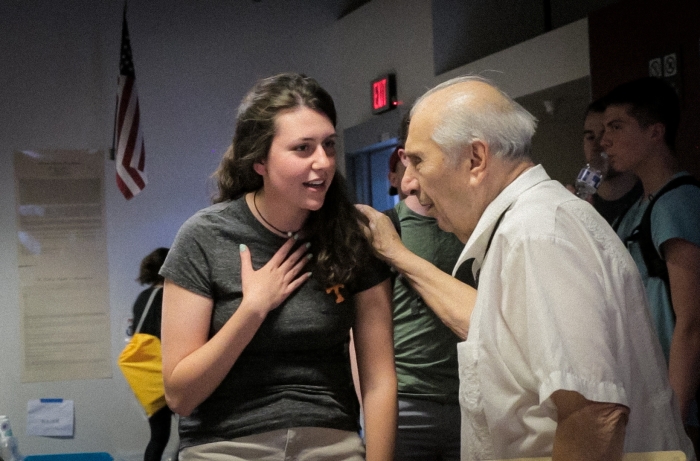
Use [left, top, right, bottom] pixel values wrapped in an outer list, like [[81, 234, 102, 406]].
[[110, 93, 117, 161], [114, 0, 148, 200]]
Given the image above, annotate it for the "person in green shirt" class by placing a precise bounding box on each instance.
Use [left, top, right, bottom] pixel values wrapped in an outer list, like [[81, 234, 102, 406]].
[[381, 127, 466, 460]]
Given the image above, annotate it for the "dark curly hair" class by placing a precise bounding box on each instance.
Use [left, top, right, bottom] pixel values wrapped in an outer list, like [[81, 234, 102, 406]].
[[212, 73, 373, 288], [137, 247, 169, 285]]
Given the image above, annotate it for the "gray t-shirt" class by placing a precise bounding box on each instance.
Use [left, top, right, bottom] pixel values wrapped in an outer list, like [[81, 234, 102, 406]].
[[160, 197, 390, 448]]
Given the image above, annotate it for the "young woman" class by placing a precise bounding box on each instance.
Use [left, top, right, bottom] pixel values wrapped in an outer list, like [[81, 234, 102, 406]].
[[160, 73, 396, 461]]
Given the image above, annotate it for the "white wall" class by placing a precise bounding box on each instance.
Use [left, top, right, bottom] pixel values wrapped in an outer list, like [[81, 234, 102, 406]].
[[0, 0, 589, 457], [439, 17, 590, 98]]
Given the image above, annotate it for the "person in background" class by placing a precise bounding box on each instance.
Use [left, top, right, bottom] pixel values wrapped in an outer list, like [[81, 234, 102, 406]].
[[580, 98, 642, 224], [359, 74, 694, 460], [131, 247, 177, 461], [381, 113, 465, 460], [388, 113, 408, 200], [601, 76, 700, 454], [388, 147, 406, 200], [159, 73, 396, 461]]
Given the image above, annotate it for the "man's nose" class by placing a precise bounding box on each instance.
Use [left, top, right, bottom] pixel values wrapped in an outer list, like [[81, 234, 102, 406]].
[[594, 135, 605, 153], [401, 165, 420, 196]]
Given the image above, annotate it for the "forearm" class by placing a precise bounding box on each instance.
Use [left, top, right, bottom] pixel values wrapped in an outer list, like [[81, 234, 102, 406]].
[[164, 302, 266, 416], [390, 245, 475, 339], [664, 238, 700, 420], [355, 204, 474, 338], [362, 379, 397, 461], [668, 322, 700, 421], [552, 391, 628, 461]]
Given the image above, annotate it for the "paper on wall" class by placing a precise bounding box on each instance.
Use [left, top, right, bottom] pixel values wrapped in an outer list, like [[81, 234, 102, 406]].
[[27, 399, 74, 437]]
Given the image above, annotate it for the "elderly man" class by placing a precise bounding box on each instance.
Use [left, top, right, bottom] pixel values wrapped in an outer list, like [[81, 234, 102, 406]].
[[357, 76, 694, 461]]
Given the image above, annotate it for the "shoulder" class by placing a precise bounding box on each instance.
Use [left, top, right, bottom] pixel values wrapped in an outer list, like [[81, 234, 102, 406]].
[[349, 257, 391, 294], [501, 180, 626, 263], [176, 199, 252, 239], [653, 176, 700, 210], [650, 176, 700, 245], [183, 200, 240, 227], [166, 199, 253, 270], [384, 203, 402, 224], [505, 180, 590, 238], [132, 286, 160, 309], [133, 287, 151, 305], [651, 175, 700, 225]]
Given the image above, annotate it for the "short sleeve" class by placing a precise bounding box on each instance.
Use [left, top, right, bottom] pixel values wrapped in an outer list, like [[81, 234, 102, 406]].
[[159, 213, 213, 299], [501, 232, 629, 408], [347, 254, 391, 295], [651, 184, 700, 252]]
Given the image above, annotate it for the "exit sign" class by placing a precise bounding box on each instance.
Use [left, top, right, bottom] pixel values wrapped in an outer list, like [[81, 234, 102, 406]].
[[371, 74, 397, 114]]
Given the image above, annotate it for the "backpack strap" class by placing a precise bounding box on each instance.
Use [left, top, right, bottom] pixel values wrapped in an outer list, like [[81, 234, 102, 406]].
[[134, 286, 162, 334], [623, 175, 700, 285]]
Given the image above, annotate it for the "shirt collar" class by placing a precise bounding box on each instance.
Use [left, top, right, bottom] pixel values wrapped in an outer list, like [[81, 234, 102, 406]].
[[452, 164, 550, 278]]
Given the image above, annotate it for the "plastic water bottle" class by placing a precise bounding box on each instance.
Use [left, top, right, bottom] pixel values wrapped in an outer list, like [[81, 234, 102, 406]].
[[0, 416, 24, 461], [575, 151, 608, 200]]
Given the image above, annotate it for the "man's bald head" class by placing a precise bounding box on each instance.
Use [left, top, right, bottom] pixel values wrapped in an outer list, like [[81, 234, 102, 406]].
[[410, 76, 537, 164]]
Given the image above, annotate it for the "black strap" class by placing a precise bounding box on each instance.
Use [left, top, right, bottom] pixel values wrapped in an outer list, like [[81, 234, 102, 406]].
[[454, 258, 478, 288], [484, 209, 509, 258], [620, 175, 700, 286], [472, 207, 510, 288]]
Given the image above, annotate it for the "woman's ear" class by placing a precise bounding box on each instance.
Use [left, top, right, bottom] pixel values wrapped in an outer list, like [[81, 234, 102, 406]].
[[253, 161, 266, 176]]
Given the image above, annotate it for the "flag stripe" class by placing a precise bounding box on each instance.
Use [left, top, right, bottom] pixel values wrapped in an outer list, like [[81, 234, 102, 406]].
[[114, 10, 147, 200]]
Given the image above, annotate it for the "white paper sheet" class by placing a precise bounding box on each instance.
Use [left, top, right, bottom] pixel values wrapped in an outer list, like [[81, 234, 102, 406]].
[[27, 399, 74, 437], [14, 150, 112, 382]]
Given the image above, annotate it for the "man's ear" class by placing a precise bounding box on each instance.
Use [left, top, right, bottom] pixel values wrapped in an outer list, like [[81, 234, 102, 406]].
[[647, 122, 666, 144], [397, 148, 407, 163], [253, 161, 266, 176], [467, 140, 489, 181]]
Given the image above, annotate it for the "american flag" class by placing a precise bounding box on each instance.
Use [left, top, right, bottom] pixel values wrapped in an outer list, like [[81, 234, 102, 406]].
[[114, 8, 147, 200]]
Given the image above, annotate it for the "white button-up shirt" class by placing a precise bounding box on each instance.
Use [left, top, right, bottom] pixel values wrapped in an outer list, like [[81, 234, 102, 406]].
[[454, 165, 694, 460]]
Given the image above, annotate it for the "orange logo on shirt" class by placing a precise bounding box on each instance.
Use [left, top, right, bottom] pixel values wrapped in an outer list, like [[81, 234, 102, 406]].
[[326, 284, 345, 303]]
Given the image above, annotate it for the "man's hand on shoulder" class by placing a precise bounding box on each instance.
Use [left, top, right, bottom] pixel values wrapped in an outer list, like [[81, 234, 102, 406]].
[[356, 204, 406, 263]]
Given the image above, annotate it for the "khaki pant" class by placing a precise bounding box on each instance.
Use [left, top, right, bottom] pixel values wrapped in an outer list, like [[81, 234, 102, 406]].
[[180, 427, 365, 461]]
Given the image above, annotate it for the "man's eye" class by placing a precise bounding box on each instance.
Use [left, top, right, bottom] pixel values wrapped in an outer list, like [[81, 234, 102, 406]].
[[294, 144, 309, 152]]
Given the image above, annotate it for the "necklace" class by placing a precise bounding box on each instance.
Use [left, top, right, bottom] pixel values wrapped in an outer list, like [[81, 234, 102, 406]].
[[253, 191, 300, 238]]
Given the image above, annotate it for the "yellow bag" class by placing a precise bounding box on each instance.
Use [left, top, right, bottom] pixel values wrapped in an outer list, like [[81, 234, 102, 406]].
[[117, 287, 166, 417]]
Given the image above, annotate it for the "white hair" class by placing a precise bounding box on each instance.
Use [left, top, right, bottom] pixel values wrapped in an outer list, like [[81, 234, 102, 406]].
[[411, 75, 538, 162]]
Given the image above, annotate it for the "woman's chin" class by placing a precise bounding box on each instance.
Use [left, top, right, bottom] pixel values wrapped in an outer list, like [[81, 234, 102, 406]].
[[306, 202, 324, 212]]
